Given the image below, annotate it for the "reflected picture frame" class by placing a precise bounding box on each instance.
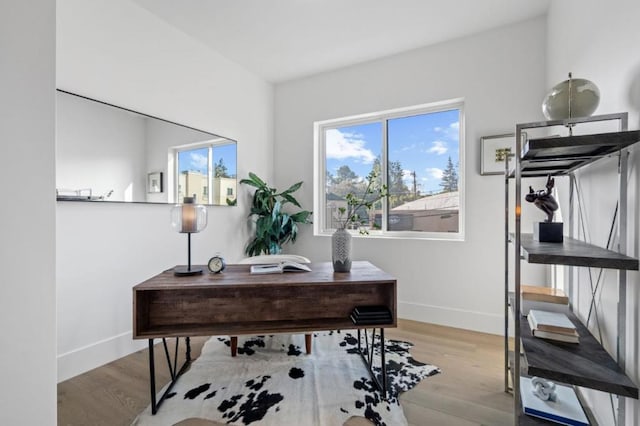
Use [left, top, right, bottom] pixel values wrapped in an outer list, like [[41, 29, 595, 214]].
[[147, 172, 163, 193], [480, 133, 515, 175]]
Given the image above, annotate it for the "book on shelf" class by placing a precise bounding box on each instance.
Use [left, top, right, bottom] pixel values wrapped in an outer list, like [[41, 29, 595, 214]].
[[521, 285, 569, 304], [528, 309, 576, 335], [521, 285, 569, 315], [520, 376, 589, 426], [354, 305, 391, 316], [349, 314, 393, 325], [528, 315, 579, 343], [249, 261, 312, 275], [350, 305, 392, 325]]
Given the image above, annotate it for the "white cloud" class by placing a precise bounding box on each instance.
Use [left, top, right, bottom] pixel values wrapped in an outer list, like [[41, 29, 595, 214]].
[[325, 129, 376, 164], [189, 152, 208, 170], [428, 140, 448, 155], [434, 121, 460, 140], [426, 167, 443, 180]]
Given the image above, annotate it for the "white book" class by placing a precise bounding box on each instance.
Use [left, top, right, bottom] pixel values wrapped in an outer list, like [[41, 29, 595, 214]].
[[528, 315, 579, 343], [520, 376, 589, 425], [528, 309, 576, 335], [250, 261, 312, 274], [522, 298, 569, 316]]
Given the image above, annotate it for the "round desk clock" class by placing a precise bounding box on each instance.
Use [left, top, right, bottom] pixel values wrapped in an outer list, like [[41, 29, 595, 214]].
[[207, 255, 226, 273]]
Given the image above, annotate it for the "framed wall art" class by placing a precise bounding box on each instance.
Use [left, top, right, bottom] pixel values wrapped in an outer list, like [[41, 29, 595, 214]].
[[480, 133, 515, 175], [147, 172, 163, 193]]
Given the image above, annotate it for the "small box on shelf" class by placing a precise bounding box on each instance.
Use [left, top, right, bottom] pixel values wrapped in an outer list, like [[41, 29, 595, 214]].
[[533, 222, 563, 243]]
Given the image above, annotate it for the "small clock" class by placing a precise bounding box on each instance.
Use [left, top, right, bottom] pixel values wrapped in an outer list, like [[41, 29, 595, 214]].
[[207, 255, 226, 274]]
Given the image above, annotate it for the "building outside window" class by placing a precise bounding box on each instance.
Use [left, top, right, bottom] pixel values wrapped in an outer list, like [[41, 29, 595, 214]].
[[175, 142, 237, 205], [314, 99, 464, 240]]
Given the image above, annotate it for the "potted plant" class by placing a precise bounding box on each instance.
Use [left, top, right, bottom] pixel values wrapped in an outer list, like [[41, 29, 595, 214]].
[[240, 172, 312, 256], [332, 169, 388, 272]]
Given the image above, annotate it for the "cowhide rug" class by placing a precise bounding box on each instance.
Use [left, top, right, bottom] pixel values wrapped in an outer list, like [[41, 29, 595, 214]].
[[132, 330, 439, 426]]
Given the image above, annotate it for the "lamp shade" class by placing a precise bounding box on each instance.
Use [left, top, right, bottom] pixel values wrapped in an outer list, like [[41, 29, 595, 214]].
[[542, 75, 600, 120], [171, 196, 207, 234]]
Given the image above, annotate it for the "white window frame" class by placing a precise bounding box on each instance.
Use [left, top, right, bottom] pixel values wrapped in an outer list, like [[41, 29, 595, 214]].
[[313, 99, 465, 241], [171, 138, 231, 204]]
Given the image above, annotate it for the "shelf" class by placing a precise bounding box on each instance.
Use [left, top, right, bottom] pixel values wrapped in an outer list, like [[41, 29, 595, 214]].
[[519, 233, 639, 270], [506, 115, 639, 424], [519, 130, 640, 177], [518, 306, 638, 399]]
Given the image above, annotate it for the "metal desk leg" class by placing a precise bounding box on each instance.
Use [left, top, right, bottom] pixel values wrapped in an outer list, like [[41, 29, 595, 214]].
[[148, 339, 157, 414], [148, 337, 193, 415], [357, 328, 388, 399]]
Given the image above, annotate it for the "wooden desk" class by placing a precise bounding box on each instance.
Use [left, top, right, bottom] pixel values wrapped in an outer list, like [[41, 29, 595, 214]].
[[133, 261, 397, 413]]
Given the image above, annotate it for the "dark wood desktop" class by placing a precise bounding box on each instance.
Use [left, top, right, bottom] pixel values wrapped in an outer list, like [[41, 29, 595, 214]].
[[133, 260, 397, 413]]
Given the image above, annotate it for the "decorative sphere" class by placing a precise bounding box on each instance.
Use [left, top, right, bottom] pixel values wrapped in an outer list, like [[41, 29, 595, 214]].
[[542, 77, 600, 120]]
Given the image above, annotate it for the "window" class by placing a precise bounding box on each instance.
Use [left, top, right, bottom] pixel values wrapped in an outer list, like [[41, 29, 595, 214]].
[[314, 100, 464, 240], [175, 142, 237, 205]]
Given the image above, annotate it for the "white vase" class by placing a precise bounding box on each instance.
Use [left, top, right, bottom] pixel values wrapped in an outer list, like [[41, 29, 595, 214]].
[[332, 228, 352, 272]]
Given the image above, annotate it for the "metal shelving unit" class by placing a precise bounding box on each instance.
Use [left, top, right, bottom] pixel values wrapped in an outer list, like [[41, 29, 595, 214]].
[[505, 113, 640, 425]]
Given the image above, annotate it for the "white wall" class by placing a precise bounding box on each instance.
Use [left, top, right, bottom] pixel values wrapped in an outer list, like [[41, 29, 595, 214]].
[[56, 0, 274, 381], [57, 91, 147, 201], [547, 1, 640, 424], [0, 1, 57, 425], [274, 17, 548, 334]]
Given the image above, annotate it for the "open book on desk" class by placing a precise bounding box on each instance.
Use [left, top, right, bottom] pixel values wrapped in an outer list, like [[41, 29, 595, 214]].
[[250, 261, 312, 274]]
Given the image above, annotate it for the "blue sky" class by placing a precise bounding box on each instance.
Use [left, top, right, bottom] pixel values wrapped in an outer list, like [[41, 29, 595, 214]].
[[178, 143, 237, 176], [325, 109, 459, 194]]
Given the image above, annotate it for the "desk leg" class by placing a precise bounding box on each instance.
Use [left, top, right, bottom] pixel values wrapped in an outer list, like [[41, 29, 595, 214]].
[[356, 328, 387, 400], [147, 337, 193, 415], [305, 333, 312, 354], [148, 339, 157, 414]]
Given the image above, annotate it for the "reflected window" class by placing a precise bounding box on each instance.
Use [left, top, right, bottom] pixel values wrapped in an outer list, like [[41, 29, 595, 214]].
[[175, 142, 237, 205]]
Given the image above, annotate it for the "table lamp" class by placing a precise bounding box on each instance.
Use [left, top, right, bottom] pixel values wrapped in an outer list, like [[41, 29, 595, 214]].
[[171, 196, 208, 276]]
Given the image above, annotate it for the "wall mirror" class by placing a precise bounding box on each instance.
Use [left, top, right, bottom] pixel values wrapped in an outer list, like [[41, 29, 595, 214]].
[[56, 90, 237, 206]]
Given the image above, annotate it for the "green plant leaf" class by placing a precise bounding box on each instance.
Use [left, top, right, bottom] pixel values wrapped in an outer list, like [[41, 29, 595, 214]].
[[281, 193, 301, 208], [281, 181, 303, 195], [290, 210, 312, 223]]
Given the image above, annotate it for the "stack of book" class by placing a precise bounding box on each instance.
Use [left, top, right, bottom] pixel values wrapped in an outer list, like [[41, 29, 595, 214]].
[[521, 284, 569, 315], [520, 376, 589, 425], [527, 309, 579, 343], [350, 305, 393, 325]]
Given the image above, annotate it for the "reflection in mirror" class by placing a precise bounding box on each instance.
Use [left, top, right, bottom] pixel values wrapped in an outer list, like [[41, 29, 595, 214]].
[[56, 90, 237, 206]]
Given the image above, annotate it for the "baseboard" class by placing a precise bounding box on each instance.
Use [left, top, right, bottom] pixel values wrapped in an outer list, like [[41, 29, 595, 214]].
[[57, 331, 147, 383], [398, 301, 503, 335], [57, 304, 501, 382]]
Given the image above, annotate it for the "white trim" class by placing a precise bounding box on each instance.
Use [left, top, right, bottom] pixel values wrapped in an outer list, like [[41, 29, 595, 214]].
[[399, 301, 502, 335], [314, 99, 465, 240], [57, 331, 147, 382]]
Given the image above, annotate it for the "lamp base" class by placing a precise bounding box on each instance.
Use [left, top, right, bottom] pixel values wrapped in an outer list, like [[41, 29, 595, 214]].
[[174, 266, 204, 276]]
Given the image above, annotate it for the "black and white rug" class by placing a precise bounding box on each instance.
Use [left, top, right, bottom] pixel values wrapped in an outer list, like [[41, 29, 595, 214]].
[[133, 330, 440, 426]]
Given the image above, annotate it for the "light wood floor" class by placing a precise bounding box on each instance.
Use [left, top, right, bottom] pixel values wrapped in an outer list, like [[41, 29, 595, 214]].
[[57, 320, 515, 425]]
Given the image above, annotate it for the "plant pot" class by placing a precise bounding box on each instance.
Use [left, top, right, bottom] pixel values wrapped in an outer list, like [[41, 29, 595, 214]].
[[332, 228, 352, 272]]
